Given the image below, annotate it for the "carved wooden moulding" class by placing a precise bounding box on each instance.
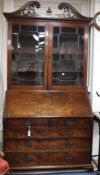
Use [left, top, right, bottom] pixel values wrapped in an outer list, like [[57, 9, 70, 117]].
[[3, 1, 92, 22], [15, 1, 40, 16]]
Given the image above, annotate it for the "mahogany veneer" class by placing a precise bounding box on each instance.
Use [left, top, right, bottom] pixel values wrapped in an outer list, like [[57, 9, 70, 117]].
[[3, 91, 93, 171], [3, 1, 93, 173]]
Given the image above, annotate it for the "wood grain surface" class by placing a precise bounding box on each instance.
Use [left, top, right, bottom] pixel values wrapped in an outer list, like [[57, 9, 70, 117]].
[[4, 91, 92, 117]]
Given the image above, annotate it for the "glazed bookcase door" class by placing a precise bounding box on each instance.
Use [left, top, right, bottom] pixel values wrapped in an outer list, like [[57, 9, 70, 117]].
[[8, 22, 48, 90], [48, 23, 88, 90]]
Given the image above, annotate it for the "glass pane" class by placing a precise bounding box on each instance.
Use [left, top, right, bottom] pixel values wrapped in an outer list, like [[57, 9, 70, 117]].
[[52, 27, 84, 86], [11, 25, 45, 86]]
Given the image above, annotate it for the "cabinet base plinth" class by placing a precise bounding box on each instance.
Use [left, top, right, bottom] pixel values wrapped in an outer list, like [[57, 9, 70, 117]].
[[9, 164, 94, 174]]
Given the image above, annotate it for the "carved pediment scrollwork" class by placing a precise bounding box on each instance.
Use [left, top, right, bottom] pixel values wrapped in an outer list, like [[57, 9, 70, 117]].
[[11, 1, 40, 17], [3, 1, 92, 22], [58, 3, 83, 19], [17, 1, 40, 16]]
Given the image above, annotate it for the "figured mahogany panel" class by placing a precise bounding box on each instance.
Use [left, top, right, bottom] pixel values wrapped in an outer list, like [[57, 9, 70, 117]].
[[5, 150, 91, 167], [4, 91, 92, 117], [4, 138, 92, 151], [4, 117, 92, 128], [4, 127, 92, 138]]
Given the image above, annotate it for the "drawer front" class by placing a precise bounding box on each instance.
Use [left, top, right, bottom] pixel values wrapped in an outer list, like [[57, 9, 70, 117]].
[[4, 117, 93, 129], [4, 138, 92, 151], [5, 150, 92, 167], [4, 127, 92, 138]]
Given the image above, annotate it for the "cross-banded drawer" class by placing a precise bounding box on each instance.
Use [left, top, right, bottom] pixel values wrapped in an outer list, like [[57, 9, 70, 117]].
[[4, 117, 93, 129], [4, 138, 92, 151], [4, 127, 92, 138], [5, 150, 92, 167]]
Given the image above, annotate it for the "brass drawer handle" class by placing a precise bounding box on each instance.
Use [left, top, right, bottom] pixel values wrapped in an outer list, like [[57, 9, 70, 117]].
[[65, 140, 72, 147], [25, 121, 32, 126], [64, 155, 72, 161], [65, 120, 74, 127], [65, 131, 72, 136], [23, 156, 32, 162], [24, 142, 32, 147]]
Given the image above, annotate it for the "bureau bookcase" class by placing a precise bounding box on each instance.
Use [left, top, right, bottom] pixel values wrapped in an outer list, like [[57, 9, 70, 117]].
[[3, 1, 93, 173]]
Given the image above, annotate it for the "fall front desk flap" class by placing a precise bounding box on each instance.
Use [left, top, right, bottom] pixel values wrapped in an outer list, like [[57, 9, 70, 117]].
[[4, 91, 92, 118]]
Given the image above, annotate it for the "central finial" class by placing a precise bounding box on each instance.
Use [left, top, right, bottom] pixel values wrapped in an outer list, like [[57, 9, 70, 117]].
[[47, 7, 52, 15]]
